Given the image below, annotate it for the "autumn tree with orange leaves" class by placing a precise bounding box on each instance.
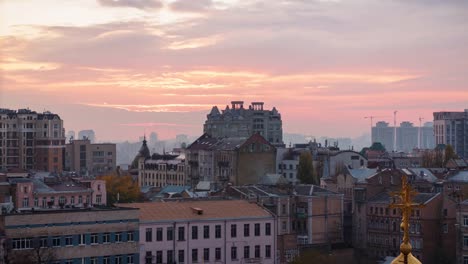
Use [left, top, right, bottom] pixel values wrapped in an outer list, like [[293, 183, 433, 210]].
[[98, 173, 141, 205]]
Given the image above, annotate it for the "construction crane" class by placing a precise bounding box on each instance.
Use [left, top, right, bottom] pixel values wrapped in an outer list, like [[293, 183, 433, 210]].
[[364, 116, 388, 129]]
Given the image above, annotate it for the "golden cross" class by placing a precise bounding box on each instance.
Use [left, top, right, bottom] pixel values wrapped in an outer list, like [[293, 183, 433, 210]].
[[389, 174, 424, 260]]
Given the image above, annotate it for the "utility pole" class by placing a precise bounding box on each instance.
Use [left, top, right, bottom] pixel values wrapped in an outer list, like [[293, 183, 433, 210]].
[[393, 111, 398, 152], [418, 117, 424, 149]]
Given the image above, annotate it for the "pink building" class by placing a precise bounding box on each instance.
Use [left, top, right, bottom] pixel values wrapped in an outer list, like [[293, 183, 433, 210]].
[[9, 177, 106, 210], [121, 200, 277, 264]]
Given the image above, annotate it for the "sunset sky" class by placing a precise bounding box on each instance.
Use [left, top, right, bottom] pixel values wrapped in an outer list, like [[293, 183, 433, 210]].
[[1, 0, 467, 142]]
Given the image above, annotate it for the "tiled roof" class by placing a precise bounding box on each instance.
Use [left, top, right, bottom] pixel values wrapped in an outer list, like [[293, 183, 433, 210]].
[[119, 200, 273, 222]]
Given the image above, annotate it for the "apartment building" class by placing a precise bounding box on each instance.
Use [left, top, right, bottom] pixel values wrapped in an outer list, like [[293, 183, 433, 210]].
[[65, 139, 116, 177], [119, 200, 276, 264], [434, 110, 468, 158], [185, 133, 276, 188], [7, 177, 106, 210], [372, 121, 435, 152], [0, 108, 66, 173], [0, 207, 139, 264], [229, 184, 343, 263], [204, 101, 283, 146], [137, 153, 187, 188]]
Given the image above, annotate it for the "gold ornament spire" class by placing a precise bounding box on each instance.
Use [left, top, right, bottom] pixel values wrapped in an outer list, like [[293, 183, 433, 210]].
[[389, 174, 424, 264]]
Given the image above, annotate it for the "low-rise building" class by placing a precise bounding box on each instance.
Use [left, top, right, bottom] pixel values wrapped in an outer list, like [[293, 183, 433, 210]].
[[8, 177, 106, 210], [120, 199, 276, 264], [0, 207, 139, 264]]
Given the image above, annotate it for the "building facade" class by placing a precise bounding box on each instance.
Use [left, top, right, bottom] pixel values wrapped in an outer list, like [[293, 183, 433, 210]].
[[186, 133, 276, 188], [228, 185, 344, 263], [434, 110, 468, 158], [65, 139, 116, 177], [372, 121, 435, 152], [0, 108, 66, 173], [120, 200, 276, 264], [8, 177, 107, 210], [0, 207, 139, 264], [204, 101, 283, 146], [138, 153, 187, 188]]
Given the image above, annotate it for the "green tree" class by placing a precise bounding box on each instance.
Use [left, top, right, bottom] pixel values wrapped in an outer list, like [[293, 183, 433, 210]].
[[297, 152, 319, 185], [444, 144, 457, 165]]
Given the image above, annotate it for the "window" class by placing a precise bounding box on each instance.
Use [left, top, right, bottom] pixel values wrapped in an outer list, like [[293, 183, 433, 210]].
[[203, 225, 210, 239], [145, 251, 152, 264], [231, 247, 237, 260], [215, 247, 221, 260], [127, 255, 134, 264], [146, 228, 152, 242], [103, 256, 110, 264], [156, 228, 163, 241], [115, 256, 122, 264], [443, 224, 448, 234], [12, 238, 32, 249], [167, 227, 173, 241], [22, 197, 29, 207], [231, 224, 237, 238], [90, 257, 98, 264], [59, 196, 66, 205], [103, 233, 110, 243], [215, 225, 222, 238], [464, 256, 468, 264], [464, 215, 468, 226], [244, 246, 250, 259], [96, 195, 102, 205], [34, 197, 38, 207], [65, 260, 73, 264], [178, 226, 185, 241], [265, 245, 271, 258], [282, 221, 287, 231], [244, 224, 250, 237], [178, 250, 185, 263], [90, 233, 98, 244], [70, 196, 75, 204], [463, 235, 468, 247], [156, 251, 163, 264], [444, 209, 448, 217], [167, 250, 173, 264], [115, 232, 122, 242], [52, 236, 61, 247], [255, 223, 260, 236], [192, 226, 198, 240], [255, 245, 260, 258], [127, 231, 134, 242], [78, 234, 85, 245], [282, 204, 286, 215], [40, 236, 48, 248], [204, 248, 210, 261], [78, 196, 83, 204], [266, 223, 271, 236], [65, 236, 73, 246], [192, 248, 198, 262]]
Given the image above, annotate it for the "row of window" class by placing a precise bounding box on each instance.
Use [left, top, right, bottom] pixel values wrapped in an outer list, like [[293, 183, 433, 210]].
[[22, 195, 101, 208], [11, 231, 137, 250], [145, 223, 271, 242], [44, 254, 136, 264], [145, 245, 272, 264]]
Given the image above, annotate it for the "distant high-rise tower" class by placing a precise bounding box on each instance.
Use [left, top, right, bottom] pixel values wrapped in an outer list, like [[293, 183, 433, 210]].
[[204, 101, 283, 146], [433, 109, 468, 158], [372, 121, 434, 152]]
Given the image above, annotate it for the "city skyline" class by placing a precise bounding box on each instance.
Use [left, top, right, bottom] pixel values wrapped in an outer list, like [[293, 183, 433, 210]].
[[1, 0, 468, 141]]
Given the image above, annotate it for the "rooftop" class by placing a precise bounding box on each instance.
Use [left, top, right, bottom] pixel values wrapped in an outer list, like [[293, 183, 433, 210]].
[[447, 171, 468, 182], [347, 167, 379, 183], [368, 191, 439, 205], [118, 200, 273, 222]]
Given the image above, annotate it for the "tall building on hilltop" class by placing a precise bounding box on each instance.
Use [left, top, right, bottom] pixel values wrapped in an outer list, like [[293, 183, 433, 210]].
[[204, 101, 284, 146], [0, 108, 66, 173], [372, 121, 434, 152], [434, 109, 468, 158]]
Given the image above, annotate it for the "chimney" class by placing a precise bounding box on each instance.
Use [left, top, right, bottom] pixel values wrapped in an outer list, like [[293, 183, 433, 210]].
[[191, 207, 203, 215]]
